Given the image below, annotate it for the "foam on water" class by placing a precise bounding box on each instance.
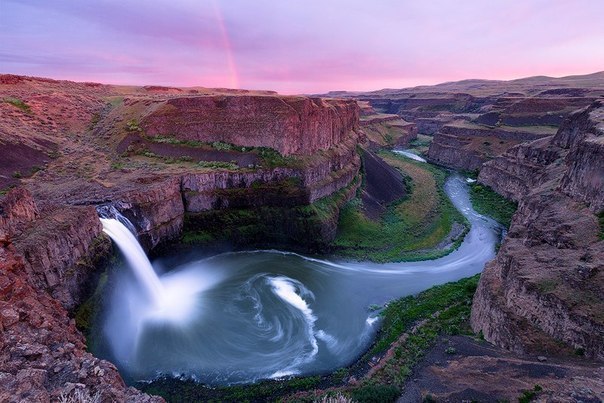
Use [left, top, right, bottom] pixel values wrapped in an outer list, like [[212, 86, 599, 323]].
[[392, 149, 428, 162]]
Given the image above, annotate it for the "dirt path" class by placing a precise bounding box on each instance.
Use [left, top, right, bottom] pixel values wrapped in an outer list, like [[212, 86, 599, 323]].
[[398, 335, 604, 402]]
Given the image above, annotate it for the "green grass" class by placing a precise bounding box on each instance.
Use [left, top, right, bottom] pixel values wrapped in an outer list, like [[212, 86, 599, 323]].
[[518, 385, 543, 403], [146, 136, 298, 168], [370, 275, 478, 356], [333, 151, 467, 262], [3, 96, 32, 113], [126, 119, 142, 132], [469, 183, 517, 227], [197, 160, 239, 169], [598, 211, 604, 241]]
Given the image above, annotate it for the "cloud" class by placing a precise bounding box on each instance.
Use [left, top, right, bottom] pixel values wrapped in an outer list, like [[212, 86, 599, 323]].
[[1, 0, 603, 93]]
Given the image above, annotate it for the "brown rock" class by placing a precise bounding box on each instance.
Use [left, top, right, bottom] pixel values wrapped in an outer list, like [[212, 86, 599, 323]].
[[139, 95, 359, 156], [471, 101, 604, 360]]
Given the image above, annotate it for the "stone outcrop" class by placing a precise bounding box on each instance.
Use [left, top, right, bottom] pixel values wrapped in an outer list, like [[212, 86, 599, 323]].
[[427, 122, 555, 171], [138, 95, 359, 156], [471, 101, 604, 360], [0, 238, 162, 402], [104, 177, 185, 251], [476, 137, 563, 201], [360, 114, 417, 148], [1, 189, 111, 311], [478, 101, 604, 205], [181, 138, 360, 212], [0, 188, 38, 240]]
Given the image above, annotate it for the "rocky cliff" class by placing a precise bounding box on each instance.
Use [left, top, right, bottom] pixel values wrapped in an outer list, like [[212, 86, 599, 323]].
[[360, 114, 417, 148], [427, 122, 556, 171], [0, 235, 161, 402], [324, 73, 604, 173], [0, 75, 364, 400], [471, 101, 604, 360], [0, 190, 111, 311], [137, 95, 359, 156]]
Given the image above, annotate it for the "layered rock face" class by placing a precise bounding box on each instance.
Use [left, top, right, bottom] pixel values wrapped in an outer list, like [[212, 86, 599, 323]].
[[0, 190, 110, 311], [326, 73, 604, 172], [476, 137, 562, 201], [0, 237, 161, 402], [139, 95, 359, 156], [0, 75, 363, 400], [360, 114, 418, 148], [471, 101, 604, 360], [427, 122, 556, 171]]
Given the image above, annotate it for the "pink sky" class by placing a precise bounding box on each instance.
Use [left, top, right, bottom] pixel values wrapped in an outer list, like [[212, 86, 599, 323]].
[[1, 0, 603, 94]]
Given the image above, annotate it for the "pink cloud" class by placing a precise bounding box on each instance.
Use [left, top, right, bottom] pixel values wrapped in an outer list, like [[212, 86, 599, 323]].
[[1, 0, 603, 94]]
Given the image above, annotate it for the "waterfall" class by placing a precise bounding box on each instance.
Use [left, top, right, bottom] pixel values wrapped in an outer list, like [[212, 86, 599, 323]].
[[97, 208, 165, 306]]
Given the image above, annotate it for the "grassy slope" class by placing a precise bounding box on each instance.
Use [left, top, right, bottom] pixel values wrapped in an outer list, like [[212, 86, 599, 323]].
[[362, 119, 409, 147], [333, 151, 467, 262], [469, 183, 518, 228]]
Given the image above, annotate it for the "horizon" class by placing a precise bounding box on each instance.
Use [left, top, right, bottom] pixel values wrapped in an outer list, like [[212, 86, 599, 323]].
[[1, 0, 604, 94], [4, 69, 604, 95]]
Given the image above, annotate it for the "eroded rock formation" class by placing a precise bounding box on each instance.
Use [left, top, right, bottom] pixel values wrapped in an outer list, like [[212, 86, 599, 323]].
[[0, 75, 364, 400], [0, 249, 160, 402], [137, 95, 359, 156], [427, 122, 556, 171], [326, 72, 604, 169], [471, 101, 604, 359]]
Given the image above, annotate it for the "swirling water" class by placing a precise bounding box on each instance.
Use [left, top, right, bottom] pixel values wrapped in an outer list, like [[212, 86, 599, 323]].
[[94, 174, 500, 385]]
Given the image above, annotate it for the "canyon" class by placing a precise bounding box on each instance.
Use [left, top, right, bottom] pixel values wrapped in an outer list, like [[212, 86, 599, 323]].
[[330, 72, 604, 171], [0, 75, 366, 401], [1, 72, 603, 402]]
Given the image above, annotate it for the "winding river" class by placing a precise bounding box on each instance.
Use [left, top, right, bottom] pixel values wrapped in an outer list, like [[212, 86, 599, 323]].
[[93, 173, 501, 386]]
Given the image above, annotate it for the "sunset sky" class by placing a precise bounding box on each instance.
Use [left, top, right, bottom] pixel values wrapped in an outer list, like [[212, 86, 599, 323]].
[[1, 0, 603, 94]]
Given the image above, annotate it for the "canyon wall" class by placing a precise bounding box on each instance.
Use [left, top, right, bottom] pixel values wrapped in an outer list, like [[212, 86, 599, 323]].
[[0, 190, 111, 311], [471, 101, 604, 360], [139, 95, 359, 156], [0, 75, 364, 401], [0, 234, 161, 402], [427, 123, 555, 171], [360, 114, 418, 148], [327, 74, 603, 173]]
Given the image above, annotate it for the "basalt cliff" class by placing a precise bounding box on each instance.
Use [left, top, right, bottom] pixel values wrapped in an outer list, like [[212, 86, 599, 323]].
[[0, 75, 367, 401], [326, 72, 604, 170], [471, 101, 604, 359]]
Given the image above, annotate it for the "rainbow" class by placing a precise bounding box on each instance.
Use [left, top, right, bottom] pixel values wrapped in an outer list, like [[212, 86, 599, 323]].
[[211, 0, 240, 89]]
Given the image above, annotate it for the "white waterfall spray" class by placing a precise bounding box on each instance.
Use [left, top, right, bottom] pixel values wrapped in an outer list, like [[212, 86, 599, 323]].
[[99, 217, 166, 306], [97, 206, 207, 323]]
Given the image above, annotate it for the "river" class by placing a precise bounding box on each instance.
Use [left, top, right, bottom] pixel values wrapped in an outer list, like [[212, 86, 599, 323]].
[[93, 173, 501, 385]]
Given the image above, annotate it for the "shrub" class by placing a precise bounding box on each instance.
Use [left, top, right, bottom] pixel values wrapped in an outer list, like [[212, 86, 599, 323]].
[[198, 161, 238, 169], [126, 119, 142, 132], [445, 346, 457, 355], [211, 141, 233, 151], [4, 97, 31, 113], [57, 388, 101, 403], [350, 384, 400, 403], [470, 183, 517, 227], [316, 392, 355, 403]]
